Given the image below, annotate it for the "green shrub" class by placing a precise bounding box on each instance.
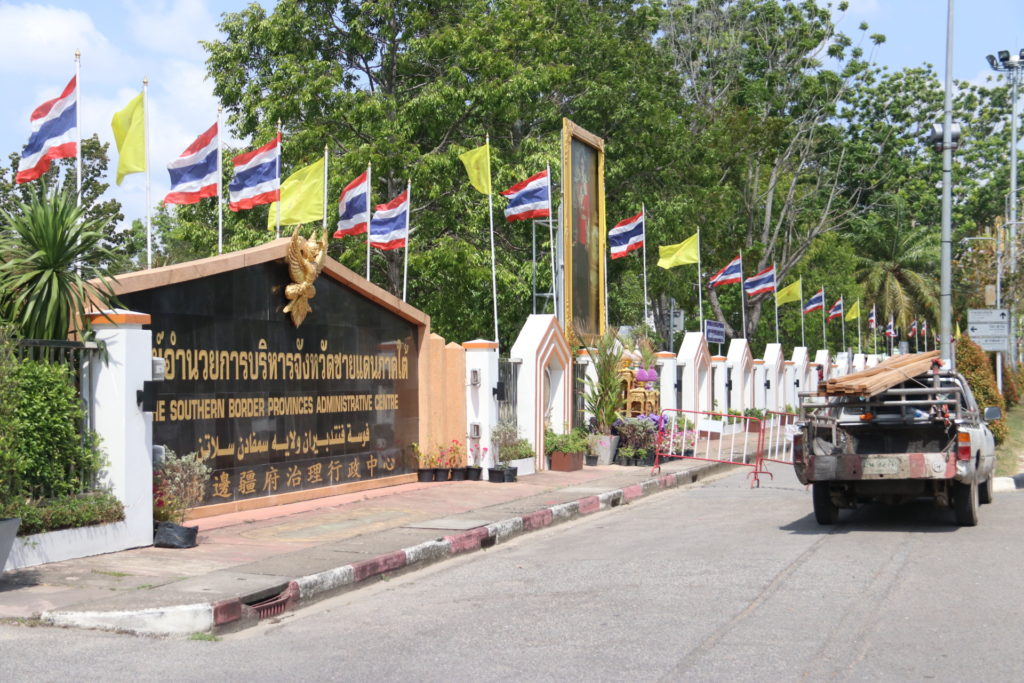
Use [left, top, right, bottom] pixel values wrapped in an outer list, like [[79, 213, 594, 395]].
[[0, 324, 19, 502], [153, 450, 211, 524], [4, 359, 104, 500], [958, 337, 1007, 443], [1, 491, 124, 536]]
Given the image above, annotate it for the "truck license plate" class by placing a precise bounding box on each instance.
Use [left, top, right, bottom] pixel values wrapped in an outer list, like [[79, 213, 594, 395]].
[[863, 457, 900, 475]]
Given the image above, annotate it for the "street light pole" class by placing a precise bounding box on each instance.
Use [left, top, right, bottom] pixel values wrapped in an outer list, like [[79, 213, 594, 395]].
[[986, 48, 1024, 366], [939, 0, 954, 368]]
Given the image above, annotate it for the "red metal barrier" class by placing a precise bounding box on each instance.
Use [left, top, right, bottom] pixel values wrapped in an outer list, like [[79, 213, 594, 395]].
[[760, 410, 799, 465], [654, 409, 768, 487]]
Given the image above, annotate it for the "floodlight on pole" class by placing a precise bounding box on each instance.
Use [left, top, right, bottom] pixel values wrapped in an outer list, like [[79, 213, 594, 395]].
[[986, 45, 1024, 365]]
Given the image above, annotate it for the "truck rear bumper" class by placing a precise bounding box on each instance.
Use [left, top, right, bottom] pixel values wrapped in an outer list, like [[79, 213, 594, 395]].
[[802, 452, 956, 483]]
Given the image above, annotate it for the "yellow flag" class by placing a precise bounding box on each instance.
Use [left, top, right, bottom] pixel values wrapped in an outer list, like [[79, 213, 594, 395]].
[[955, 321, 961, 339], [845, 300, 860, 321], [266, 157, 325, 228], [657, 232, 699, 269], [111, 92, 145, 185], [776, 279, 802, 305], [459, 143, 491, 195]]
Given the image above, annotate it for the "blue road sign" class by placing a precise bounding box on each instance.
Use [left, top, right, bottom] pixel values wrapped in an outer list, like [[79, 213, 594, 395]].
[[705, 320, 726, 344]]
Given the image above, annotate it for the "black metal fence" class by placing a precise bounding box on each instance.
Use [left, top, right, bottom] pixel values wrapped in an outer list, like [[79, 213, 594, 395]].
[[497, 358, 520, 425], [15, 338, 102, 438]]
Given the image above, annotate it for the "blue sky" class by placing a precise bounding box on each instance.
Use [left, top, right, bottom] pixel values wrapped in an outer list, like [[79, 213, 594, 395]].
[[0, 0, 1022, 229]]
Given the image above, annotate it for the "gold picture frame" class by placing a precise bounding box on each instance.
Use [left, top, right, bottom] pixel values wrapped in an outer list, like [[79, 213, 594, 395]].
[[561, 118, 606, 341]]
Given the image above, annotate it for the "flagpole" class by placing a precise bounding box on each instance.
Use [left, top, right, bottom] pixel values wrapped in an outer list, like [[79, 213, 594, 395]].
[[143, 77, 152, 269], [366, 162, 373, 281], [821, 286, 827, 351], [857, 299, 862, 354], [642, 203, 649, 325], [532, 219, 537, 314], [800, 289, 806, 348], [74, 50, 82, 208], [275, 119, 282, 239], [604, 244, 609, 334], [485, 134, 499, 345], [696, 230, 704, 333], [915, 322, 919, 352], [216, 106, 223, 254], [739, 251, 747, 338], [773, 263, 779, 343], [322, 145, 329, 233], [841, 300, 847, 351], [547, 164, 557, 317], [403, 180, 411, 302]]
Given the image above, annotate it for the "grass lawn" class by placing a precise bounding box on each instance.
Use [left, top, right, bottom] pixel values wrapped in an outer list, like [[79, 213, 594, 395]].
[[995, 405, 1024, 477]]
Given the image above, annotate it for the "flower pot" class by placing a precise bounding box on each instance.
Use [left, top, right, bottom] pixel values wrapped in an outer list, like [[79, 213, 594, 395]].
[[153, 521, 198, 549], [504, 466, 518, 482], [0, 517, 20, 571], [487, 467, 506, 482], [616, 455, 631, 466], [433, 467, 451, 482], [466, 466, 482, 481], [450, 467, 467, 481], [550, 450, 584, 472], [416, 469, 434, 483], [585, 455, 598, 467], [590, 435, 619, 466], [746, 421, 762, 434]]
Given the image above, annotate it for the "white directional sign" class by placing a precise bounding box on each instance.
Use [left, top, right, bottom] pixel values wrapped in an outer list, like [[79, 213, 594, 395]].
[[966, 321, 1008, 337], [973, 336, 1009, 352], [967, 308, 1009, 324]]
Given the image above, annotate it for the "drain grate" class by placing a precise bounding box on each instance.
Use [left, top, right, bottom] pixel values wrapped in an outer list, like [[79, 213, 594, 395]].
[[246, 582, 298, 620]]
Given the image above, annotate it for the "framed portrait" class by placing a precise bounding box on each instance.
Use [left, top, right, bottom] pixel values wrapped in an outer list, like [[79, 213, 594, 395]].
[[561, 118, 606, 341]]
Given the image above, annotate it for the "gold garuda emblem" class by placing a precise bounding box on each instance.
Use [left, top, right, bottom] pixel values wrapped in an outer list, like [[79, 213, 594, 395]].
[[284, 226, 328, 327]]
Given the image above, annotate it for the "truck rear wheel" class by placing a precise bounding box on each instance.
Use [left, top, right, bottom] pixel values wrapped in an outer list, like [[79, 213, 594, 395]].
[[954, 479, 979, 526], [812, 483, 839, 525]]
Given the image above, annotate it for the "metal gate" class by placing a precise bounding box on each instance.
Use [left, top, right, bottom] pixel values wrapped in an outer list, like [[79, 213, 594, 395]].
[[572, 358, 587, 430], [497, 358, 520, 425], [760, 410, 799, 464]]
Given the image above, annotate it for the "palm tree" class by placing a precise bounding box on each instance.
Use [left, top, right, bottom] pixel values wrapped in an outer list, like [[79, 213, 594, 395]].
[[853, 208, 940, 331], [0, 185, 119, 340]]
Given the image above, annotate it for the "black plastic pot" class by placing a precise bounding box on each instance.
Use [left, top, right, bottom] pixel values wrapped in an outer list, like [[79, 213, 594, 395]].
[[585, 455, 598, 467], [487, 467, 506, 483], [417, 469, 434, 483], [450, 467, 467, 481], [504, 466, 518, 482], [433, 467, 451, 481], [466, 466, 482, 481], [154, 521, 198, 549]]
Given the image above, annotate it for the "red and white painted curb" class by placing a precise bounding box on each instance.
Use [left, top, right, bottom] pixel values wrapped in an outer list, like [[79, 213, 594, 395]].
[[42, 462, 730, 636]]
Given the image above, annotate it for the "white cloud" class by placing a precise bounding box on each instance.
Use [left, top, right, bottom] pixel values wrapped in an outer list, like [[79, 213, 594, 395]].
[[0, 2, 130, 81], [123, 0, 220, 60]]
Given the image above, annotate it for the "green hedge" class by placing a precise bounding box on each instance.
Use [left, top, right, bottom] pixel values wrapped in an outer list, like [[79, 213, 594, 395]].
[[1, 491, 124, 536], [957, 337, 1007, 443]]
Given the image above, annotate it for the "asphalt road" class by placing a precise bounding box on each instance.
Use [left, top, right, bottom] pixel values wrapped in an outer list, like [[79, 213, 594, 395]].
[[3, 463, 1023, 682]]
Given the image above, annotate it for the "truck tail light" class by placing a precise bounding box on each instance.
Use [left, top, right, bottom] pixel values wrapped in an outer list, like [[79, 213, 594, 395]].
[[793, 433, 804, 464], [957, 432, 972, 461]]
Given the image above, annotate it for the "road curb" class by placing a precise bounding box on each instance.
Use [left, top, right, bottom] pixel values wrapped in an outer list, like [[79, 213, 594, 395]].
[[39, 460, 734, 636]]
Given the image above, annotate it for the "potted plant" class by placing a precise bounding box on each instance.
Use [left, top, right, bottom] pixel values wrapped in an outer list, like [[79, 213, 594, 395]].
[[413, 443, 435, 482], [467, 442, 486, 481], [615, 415, 657, 466], [583, 330, 623, 465], [153, 449, 211, 549], [440, 439, 468, 481], [743, 408, 764, 433], [545, 427, 587, 472]]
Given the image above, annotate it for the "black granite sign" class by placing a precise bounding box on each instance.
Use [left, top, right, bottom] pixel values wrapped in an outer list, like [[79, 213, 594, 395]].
[[118, 260, 419, 505]]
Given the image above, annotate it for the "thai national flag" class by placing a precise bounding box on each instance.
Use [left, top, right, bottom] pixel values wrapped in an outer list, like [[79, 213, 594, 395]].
[[228, 133, 281, 211], [743, 266, 775, 296], [909, 320, 918, 338], [827, 297, 843, 321], [886, 317, 896, 338], [164, 123, 219, 205], [922, 320, 928, 338], [803, 288, 825, 314], [501, 170, 550, 222], [609, 212, 644, 259], [370, 188, 410, 250], [868, 306, 877, 329], [335, 170, 370, 237], [16, 75, 78, 184], [709, 255, 743, 287]]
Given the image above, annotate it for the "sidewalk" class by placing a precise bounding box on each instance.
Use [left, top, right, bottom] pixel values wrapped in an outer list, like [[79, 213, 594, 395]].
[[0, 458, 733, 636]]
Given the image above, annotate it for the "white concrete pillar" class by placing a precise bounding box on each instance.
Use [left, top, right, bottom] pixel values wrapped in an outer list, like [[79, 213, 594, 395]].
[[655, 351, 677, 412], [87, 310, 154, 549], [464, 340, 500, 472]]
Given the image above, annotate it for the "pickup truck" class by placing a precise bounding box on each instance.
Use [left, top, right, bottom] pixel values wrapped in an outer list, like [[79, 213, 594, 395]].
[[793, 369, 1000, 526]]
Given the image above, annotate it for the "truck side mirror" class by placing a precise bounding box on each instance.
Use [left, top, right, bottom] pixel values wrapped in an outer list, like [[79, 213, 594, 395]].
[[984, 406, 1002, 422]]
